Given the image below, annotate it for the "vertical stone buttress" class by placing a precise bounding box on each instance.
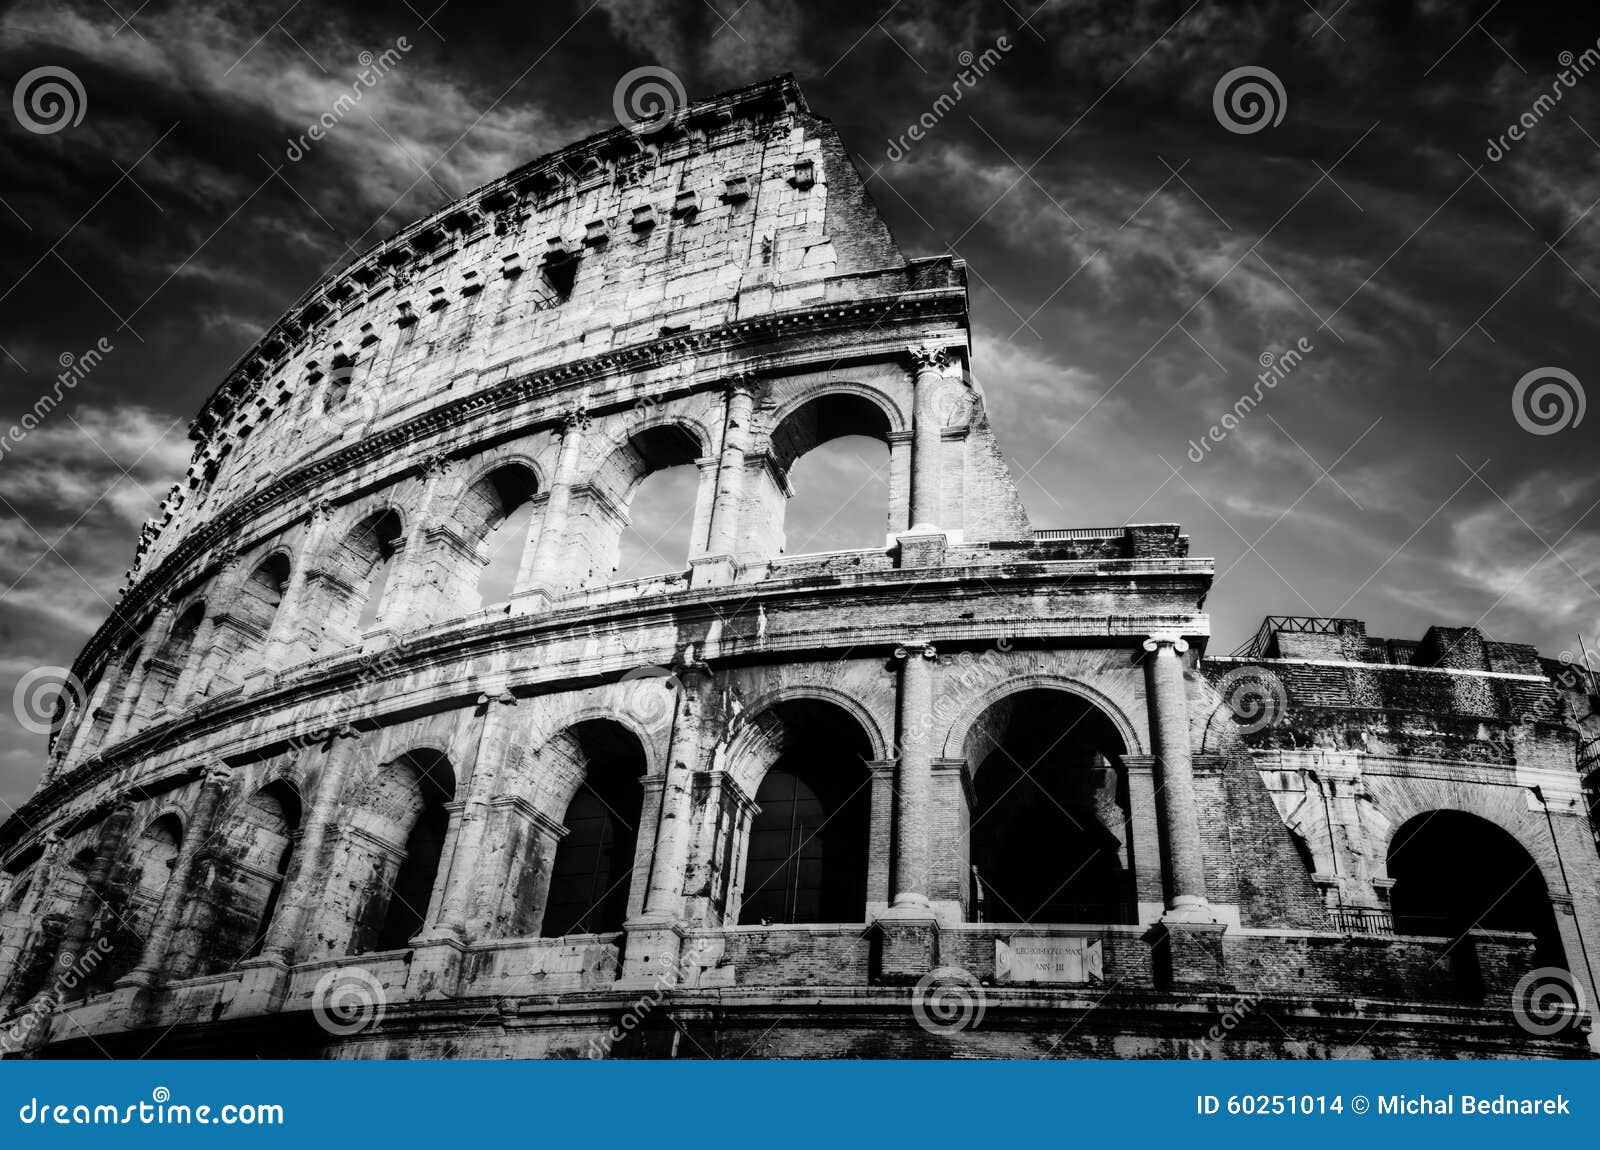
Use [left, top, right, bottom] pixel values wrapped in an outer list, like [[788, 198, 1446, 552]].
[[887, 642, 937, 913], [104, 600, 175, 744], [256, 733, 362, 961], [118, 764, 233, 988], [46, 800, 135, 1002], [263, 501, 336, 671], [909, 347, 950, 532], [1143, 633, 1214, 919], [0, 832, 63, 1005], [704, 381, 757, 560], [429, 692, 517, 938], [382, 453, 453, 626], [524, 410, 588, 594]]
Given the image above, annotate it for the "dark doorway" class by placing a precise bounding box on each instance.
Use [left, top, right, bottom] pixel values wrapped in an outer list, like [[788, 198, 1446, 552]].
[[970, 689, 1133, 925], [542, 722, 646, 937], [738, 700, 871, 925]]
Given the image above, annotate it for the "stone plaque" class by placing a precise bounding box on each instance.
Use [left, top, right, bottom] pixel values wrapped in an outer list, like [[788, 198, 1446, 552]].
[[994, 936, 1103, 984]]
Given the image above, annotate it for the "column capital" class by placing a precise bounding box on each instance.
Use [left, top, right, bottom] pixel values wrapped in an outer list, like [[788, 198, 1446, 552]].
[[416, 452, 454, 478], [1142, 632, 1190, 654], [893, 641, 938, 661], [201, 762, 235, 788], [559, 406, 592, 434], [906, 343, 956, 373]]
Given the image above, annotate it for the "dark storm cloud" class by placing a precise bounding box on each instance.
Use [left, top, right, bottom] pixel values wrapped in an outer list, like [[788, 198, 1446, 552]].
[[0, 0, 1595, 811]]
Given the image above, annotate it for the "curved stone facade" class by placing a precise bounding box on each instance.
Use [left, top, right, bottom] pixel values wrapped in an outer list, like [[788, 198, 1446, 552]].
[[1, 76, 1597, 1060]]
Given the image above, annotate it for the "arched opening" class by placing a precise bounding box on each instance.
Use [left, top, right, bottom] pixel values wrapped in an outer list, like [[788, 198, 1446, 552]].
[[738, 699, 872, 925], [968, 689, 1134, 925], [465, 463, 540, 610], [195, 553, 292, 696], [1387, 810, 1563, 965], [188, 781, 301, 975], [244, 553, 290, 619], [616, 463, 701, 581], [542, 720, 647, 937], [98, 814, 183, 987], [321, 508, 403, 639], [138, 602, 206, 720], [346, 749, 455, 954], [765, 394, 893, 559], [591, 423, 704, 587]]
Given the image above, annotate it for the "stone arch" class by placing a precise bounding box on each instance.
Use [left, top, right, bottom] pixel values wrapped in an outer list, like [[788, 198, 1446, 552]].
[[97, 811, 184, 987], [574, 420, 709, 587], [340, 747, 456, 954], [764, 383, 907, 453], [134, 599, 208, 722], [722, 684, 891, 797], [1370, 791, 1562, 896], [310, 506, 405, 646], [178, 778, 302, 976], [745, 386, 900, 559], [527, 718, 650, 939], [722, 696, 876, 926], [955, 681, 1139, 926], [196, 551, 293, 695], [1383, 807, 1568, 984], [941, 672, 1146, 762], [451, 459, 541, 612]]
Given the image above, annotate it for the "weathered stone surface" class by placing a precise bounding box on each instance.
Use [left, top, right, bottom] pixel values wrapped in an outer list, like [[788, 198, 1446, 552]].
[[1, 76, 1596, 1060]]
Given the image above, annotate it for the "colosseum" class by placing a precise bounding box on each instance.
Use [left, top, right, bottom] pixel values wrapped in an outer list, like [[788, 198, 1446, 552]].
[[1, 74, 1597, 1060]]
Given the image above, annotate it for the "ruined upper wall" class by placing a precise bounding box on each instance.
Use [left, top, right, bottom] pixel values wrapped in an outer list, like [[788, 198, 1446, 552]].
[[135, 75, 911, 580]]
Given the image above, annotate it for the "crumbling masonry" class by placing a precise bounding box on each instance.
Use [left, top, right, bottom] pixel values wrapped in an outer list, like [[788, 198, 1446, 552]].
[[2, 76, 1598, 1059]]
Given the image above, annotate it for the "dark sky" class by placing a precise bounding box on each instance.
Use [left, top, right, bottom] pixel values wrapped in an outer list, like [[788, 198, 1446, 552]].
[[1, 0, 1596, 810]]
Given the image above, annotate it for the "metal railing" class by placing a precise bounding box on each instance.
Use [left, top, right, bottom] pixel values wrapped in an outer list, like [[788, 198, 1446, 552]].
[[1328, 907, 1394, 935]]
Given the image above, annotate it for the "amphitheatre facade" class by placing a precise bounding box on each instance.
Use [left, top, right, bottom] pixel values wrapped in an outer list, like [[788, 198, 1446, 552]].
[[1, 75, 1597, 1059]]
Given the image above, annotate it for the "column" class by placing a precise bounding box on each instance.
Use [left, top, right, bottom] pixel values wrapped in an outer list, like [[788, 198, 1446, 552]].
[[117, 764, 233, 988], [703, 381, 756, 559], [104, 601, 174, 745], [1143, 632, 1214, 919], [170, 612, 220, 709], [521, 410, 588, 595], [62, 673, 117, 766], [428, 692, 517, 939], [380, 453, 452, 626], [262, 501, 336, 671], [908, 346, 950, 531], [46, 800, 135, 1003], [255, 734, 362, 963], [886, 641, 937, 914], [0, 833, 62, 1001], [640, 668, 707, 919], [865, 759, 897, 915]]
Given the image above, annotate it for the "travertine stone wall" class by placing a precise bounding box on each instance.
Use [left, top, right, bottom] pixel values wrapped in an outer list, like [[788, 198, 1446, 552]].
[[0, 76, 1595, 1061]]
